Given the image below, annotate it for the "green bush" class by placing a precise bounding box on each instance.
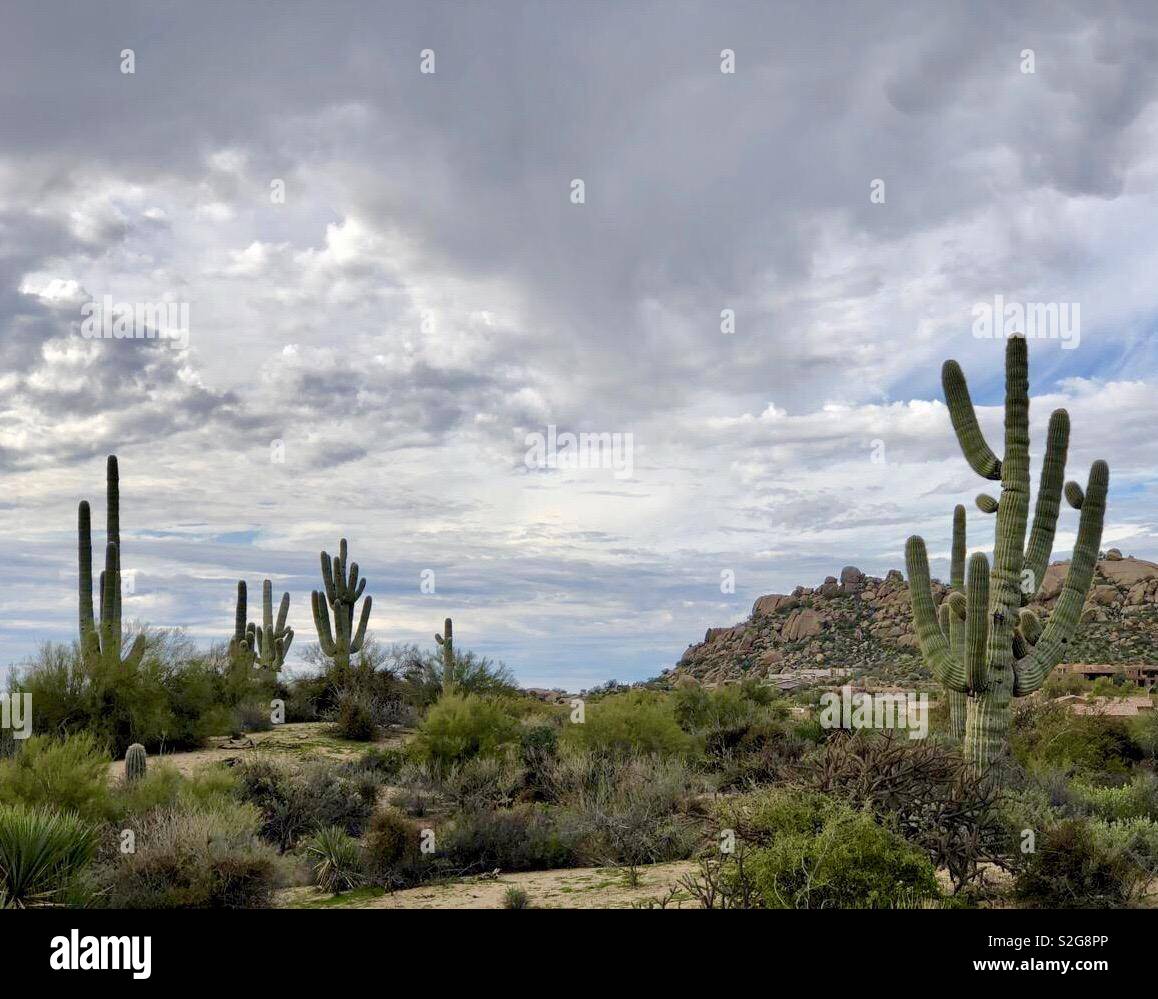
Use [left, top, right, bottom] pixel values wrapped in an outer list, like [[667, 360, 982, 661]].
[[739, 790, 941, 909], [1069, 774, 1158, 823], [334, 692, 377, 742], [113, 763, 239, 820], [341, 747, 404, 781], [234, 757, 377, 850], [0, 803, 99, 908], [409, 692, 520, 769], [0, 734, 113, 823], [363, 807, 425, 887], [442, 756, 526, 812], [1014, 818, 1148, 908], [1010, 702, 1142, 775], [9, 638, 272, 755], [441, 806, 582, 873], [103, 802, 279, 908], [562, 691, 694, 758]]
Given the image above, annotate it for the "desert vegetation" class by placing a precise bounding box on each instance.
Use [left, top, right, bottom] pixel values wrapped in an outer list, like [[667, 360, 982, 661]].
[[0, 338, 1153, 910]]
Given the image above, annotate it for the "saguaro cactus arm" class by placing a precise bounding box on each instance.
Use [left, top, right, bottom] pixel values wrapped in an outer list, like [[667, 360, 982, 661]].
[[905, 536, 967, 693], [942, 360, 1002, 480], [1021, 409, 1070, 603], [1013, 460, 1109, 695], [311, 590, 337, 655], [963, 552, 990, 692]]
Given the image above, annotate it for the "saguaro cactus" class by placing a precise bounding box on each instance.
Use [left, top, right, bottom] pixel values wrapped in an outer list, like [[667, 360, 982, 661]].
[[254, 579, 294, 671], [937, 505, 968, 740], [124, 743, 147, 782], [311, 538, 371, 669], [435, 617, 455, 691], [78, 455, 146, 669], [907, 335, 1108, 772], [228, 580, 256, 670]]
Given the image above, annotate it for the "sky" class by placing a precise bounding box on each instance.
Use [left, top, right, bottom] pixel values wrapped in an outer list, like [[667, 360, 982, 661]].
[[1, 1, 1157, 689]]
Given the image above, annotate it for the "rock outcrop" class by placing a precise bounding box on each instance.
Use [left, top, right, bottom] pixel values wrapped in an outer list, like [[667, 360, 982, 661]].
[[674, 555, 1158, 685]]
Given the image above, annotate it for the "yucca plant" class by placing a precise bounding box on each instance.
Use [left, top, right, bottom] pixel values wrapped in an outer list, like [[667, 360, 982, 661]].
[[305, 825, 364, 895], [0, 803, 98, 908]]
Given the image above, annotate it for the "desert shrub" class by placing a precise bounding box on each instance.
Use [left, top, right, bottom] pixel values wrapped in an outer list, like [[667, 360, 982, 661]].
[[0, 733, 113, 823], [562, 691, 695, 759], [502, 887, 530, 909], [112, 763, 239, 820], [407, 647, 519, 706], [9, 638, 270, 755], [341, 746, 404, 781], [673, 682, 780, 734], [234, 700, 273, 734], [102, 802, 279, 908], [1069, 773, 1158, 823], [519, 720, 562, 800], [390, 761, 441, 817], [292, 639, 421, 723], [533, 748, 701, 867], [234, 757, 376, 850], [1014, 818, 1148, 908], [1091, 817, 1158, 879], [570, 755, 701, 867], [334, 691, 377, 742], [442, 756, 526, 813], [0, 803, 99, 908], [363, 807, 426, 887], [1010, 701, 1142, 775], [306, 826, 364, 895], [737, 790, 940, 909], [409, 692, 520, 769], [519, 720, 559, 762], [440, 806, 582, 873], [804, 732, 1009, 892], [1129, 710, 1158, 759]]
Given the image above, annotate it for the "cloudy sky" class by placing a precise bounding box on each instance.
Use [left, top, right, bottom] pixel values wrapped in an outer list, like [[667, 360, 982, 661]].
[[1, 1, 1156, 688]]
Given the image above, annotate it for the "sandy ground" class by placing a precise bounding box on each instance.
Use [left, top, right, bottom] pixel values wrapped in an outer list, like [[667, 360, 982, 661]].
[[280, 861, 700, 909]]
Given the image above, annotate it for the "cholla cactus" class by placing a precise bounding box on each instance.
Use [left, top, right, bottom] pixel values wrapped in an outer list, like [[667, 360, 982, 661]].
[[311, 538, 371, 669], [78, 456, 146, 670], [124, 743, 147, 782], [907, 335, 1108, 772], [254, 579, 294, 671], [228, 580, 256, 670]]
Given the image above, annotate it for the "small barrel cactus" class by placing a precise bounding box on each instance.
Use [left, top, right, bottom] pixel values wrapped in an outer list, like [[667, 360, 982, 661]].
[[125, 743, 147, 782]]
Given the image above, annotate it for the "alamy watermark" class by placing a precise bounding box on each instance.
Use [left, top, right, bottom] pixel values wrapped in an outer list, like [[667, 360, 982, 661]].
[[971, 295, 1079, 349], [818, 685, 928, 739], [0, 692, 32, 739], [80, 296, 190, 350], [524, 424, 633, 480]]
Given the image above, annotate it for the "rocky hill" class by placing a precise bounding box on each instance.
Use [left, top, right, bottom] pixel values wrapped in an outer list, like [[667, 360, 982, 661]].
[[673, 550, 1158, 686]]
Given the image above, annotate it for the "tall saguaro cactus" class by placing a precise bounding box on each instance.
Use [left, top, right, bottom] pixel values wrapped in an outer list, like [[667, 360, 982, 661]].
[[255, 579, 294, 671], [435, 617, 455, 692], [229, 581, 256, 670], [311, 538, 371, 669], [906, 335, 1108, 772], [78, 455, 146, 669]]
